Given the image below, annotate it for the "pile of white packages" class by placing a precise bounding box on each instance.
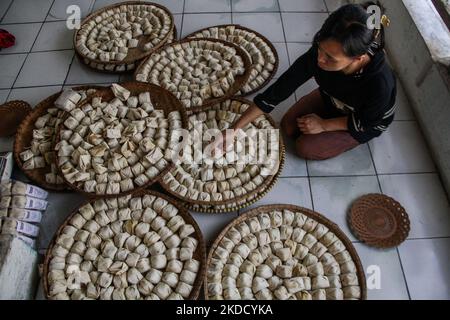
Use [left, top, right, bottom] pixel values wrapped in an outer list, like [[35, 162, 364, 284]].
[[0, 180, 49, 247]]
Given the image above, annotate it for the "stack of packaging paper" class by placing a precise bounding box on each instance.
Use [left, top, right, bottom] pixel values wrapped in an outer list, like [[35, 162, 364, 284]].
[[0, 180, 49, 247]]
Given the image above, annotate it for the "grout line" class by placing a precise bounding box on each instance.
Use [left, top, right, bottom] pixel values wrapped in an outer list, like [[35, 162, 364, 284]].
[[405, 236, 450, 241], [282, 172, 439, 179], [0, 48, 74, 56], [396, 247, 412, 301], [179, 0, 186, 39], [323, 0, 329, 12], [62, 53, 76, 88], [0, 19, 66, 25], [368, 143, 412, 300], [6, 0, 56, 101], [0, 0, 14, 23]]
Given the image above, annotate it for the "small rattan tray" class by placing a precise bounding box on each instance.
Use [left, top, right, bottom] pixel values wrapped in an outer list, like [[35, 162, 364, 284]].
[[348, 194, 410, 249], [0, 100, 32, 137], [42, 190, 206, 300]]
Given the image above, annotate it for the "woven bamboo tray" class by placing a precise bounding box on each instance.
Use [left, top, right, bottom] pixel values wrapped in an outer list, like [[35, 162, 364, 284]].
[[348, 194, 410, 249], [42, 190, 207, 300], [13, 86, 105, 191], [0, 100, 32, 137], [159, 98, 285, 213], [134, 38, 252, 113], [205, 204, 368, 300], [74, 1, 174, 73], [184, 24, 279, 97], [54, 82, 188, 198]]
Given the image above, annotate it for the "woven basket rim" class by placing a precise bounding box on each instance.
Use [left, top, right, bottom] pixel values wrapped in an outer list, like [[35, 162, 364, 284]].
[[158, 97, 286, 211], [13, 86, 106, 191], [204, 204, 368, 300], [184, 23, 280, 97], [42, 189, 207, 300], [53, 82, 189, 198], [133, 37, 253, 113], [73, 1, 174, 66], [0, 100, 32, 137], [348, 193, 411, 249]]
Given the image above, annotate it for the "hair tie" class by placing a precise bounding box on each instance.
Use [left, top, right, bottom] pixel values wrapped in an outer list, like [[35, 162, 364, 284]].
[[381, 15, 391, 28]]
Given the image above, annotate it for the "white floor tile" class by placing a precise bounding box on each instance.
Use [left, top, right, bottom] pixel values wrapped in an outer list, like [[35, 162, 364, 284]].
[[281, 139, 308, 178], [308, 144, 376, 177], [287, 43, 312, 63], [35, 281, 45, 300], [379, 174, 450, 239], [172, 14, 183, 39], [181, 13, 232, 37], [279, 0, 327, 12], [149, 0, 186, 14], [185, 0, 231, 13], [282, 12, 328, 42], [272, 42, 289, 78], [399, 238, 450, 300], [369, 121, 436, 174], [8, 86, 62, 108], [37, 192, 87, 250], [0, 0, 13, 21], [395, 84, 415, 121], [191, 212, 238, 247], [93, 0, 130, 11], [232, 0, 279, 12], [0, 23, 42, 54], [247, 177, 312, 209], [233, 12, 284, 42], [353, 243, 410, 300], [65, 55, 120, 85], [310, 176, 381, 241], [32, 21, 74, 51], [15, 50, 73, 87], [2, 0, 53, 23], [0, 89, 10, 104], [325, 0, 344, 12], [0, 53, 27, 89], [47, 0, 95, 21]]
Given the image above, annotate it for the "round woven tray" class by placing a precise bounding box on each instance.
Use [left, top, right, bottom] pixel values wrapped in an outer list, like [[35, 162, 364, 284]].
[[159, 98, 285, 213], [42, 190, 207, 300], [74, 1, 174, 73], [54, 81, 189, 198], [184, 24, 279, 97], [205, 204, 368, 300], [13, 86, 105, 191], [348, 194, 410, 249], [0, 100, 32, 137], [134, 38, 253, 113]]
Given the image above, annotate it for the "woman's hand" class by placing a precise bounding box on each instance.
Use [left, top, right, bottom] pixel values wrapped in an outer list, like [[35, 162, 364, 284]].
[[297, 114, 327, 135]]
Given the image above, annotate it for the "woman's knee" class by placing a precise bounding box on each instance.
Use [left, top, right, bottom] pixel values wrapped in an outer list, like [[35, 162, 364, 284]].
[[280, 115, 297, 138], [295, 136, 330, 161]]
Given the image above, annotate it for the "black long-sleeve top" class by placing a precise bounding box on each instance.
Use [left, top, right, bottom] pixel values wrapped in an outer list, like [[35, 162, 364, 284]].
[[254, 44, 397, 143]]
